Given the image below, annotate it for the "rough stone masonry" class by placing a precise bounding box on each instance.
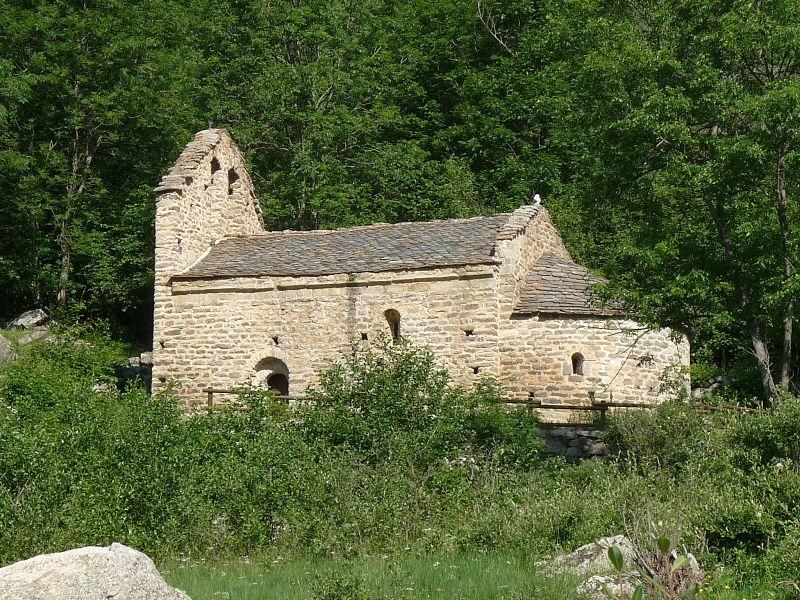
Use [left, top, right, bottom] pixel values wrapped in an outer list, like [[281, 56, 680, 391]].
[[152, 129, 689, 414]]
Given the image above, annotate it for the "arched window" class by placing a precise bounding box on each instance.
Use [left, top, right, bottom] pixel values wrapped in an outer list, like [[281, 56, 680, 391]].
[[254, 357, 289, 396], [571, 352, 585, 376], [384, 309, 401, 342]]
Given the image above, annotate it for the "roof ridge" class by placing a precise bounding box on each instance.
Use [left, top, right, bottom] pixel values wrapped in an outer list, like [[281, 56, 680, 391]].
[[496, 204, 542, 241], [211, 213, 512, 241]]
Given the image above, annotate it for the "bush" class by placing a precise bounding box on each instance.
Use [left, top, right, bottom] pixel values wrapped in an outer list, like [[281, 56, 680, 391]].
[[731, 395, 800, 467], [302, 339, 543, 468], [604, 400, 721, 475], [2, 331, 799, 595]]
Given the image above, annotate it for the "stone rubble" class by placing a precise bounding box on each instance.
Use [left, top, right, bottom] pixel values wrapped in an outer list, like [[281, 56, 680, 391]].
[[0, 335, 16, 365]]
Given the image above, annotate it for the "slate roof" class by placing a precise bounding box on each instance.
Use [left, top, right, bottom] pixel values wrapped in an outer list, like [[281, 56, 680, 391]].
[[514, 253, 620, 316], [177, 214, 513, 279]]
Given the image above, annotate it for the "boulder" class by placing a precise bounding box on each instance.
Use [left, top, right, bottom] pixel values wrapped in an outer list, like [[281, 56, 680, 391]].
[[6, 309, 49, 330], [554, 535, 636, 576], [18, 328, 50, 346], [0, 543, 190, 600], [0, 335, 16, 365], [577, 573, 640, 599]]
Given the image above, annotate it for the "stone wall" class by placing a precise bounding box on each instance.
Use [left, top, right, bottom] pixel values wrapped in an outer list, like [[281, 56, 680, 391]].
[[540, 425, 608, 460], [500, 315, 690, 409], [157, 266, 501, 412], [152, 129, 264, 394]]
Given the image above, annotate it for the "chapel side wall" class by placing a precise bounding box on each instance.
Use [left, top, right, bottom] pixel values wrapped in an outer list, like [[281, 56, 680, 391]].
[[161, 266, 501, 412], [152, 129, 263, 394], [500, 316, 691, 407]]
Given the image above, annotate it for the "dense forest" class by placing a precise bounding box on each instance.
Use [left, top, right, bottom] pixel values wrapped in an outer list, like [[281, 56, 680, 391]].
[[1, 0, 798, 398]]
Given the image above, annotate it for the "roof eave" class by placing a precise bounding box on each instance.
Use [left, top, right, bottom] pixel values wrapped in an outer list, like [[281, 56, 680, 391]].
[[170, 259, 502, 283]]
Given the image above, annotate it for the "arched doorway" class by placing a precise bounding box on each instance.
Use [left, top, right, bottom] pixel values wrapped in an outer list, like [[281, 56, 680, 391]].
[[266, 373, 289, 396], [254, 357, 290, 396]]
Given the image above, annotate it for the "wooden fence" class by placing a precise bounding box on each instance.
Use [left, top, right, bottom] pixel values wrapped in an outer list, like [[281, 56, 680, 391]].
[[528, 399, 767, 418], [202, 387, 310, 413], [203, 386, 767, 417]]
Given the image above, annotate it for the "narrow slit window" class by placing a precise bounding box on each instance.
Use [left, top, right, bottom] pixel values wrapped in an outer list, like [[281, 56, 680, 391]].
[[228, 168, 240, 195], [384, 309, 401, 342], [571, 353, 585, 376], [210, 157, 221, 174]]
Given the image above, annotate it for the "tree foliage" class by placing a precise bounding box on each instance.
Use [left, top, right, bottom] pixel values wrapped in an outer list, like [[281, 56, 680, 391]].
[[0, 0, 797, 395]]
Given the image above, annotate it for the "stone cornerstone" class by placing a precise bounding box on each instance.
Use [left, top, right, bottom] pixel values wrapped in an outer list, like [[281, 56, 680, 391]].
[[152, 129, 689, 413]]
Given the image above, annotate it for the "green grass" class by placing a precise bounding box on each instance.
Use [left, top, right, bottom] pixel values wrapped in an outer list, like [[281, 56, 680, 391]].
[[0, 328, 28, 346], [161, 553, 583, 600], [161, 555, 796, 600]]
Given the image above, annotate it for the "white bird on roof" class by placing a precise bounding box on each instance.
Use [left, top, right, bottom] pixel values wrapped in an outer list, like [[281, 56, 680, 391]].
[[532, 193, 542, 205]]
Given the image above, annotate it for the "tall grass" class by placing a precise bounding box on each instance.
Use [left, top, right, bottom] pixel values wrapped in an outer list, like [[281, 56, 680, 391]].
[[161, 554, 582, 600]]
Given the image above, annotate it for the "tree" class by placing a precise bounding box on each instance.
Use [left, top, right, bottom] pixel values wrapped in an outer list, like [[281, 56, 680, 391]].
[[534, 0, 800, 399]]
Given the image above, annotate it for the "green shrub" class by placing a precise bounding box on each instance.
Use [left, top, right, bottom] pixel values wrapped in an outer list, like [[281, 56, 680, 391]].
[[2, 330, 799, 595], [604, 400, 719, 475], [731, 396, 800, 466], [302, 339, 543, 468]]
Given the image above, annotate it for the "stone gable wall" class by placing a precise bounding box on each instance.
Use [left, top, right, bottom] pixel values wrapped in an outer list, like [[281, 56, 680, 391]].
[[152, 129, 264, 395], [495, 207, 570, 321], [153, 266, 501, 411]]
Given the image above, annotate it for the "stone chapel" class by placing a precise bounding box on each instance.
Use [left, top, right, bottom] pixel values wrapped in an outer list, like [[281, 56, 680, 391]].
[[152, 129, 689, 412]]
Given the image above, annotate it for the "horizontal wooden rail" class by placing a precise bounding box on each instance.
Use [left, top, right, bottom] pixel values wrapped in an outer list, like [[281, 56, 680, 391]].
[[528, 400, 767, 415], [202, 387, 310, 413], [202, 387, 767, 417]]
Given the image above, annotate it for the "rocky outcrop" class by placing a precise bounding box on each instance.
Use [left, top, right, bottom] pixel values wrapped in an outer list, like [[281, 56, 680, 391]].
[[577, 573, 641, 599], [18, 328, 50, 346], [0, 335, 16, 365], [6, 309, 49, 329], [554, 535, 636, 576], [0, 543, 190, 600], [555, 535, 641, 599]]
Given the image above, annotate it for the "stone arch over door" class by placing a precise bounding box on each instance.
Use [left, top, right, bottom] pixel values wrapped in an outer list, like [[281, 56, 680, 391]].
[[254, 356, 290, 396]]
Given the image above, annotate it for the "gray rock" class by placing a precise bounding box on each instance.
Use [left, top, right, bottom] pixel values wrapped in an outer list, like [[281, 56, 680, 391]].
[[6, 309, 49, 329], [140, 351, 154, 365], [554, 535, 636, 576], [0, 335, 16, 365], [576, 573, 640, 599], [0, 543, 191, 600], [18, 328, 50, 346]]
